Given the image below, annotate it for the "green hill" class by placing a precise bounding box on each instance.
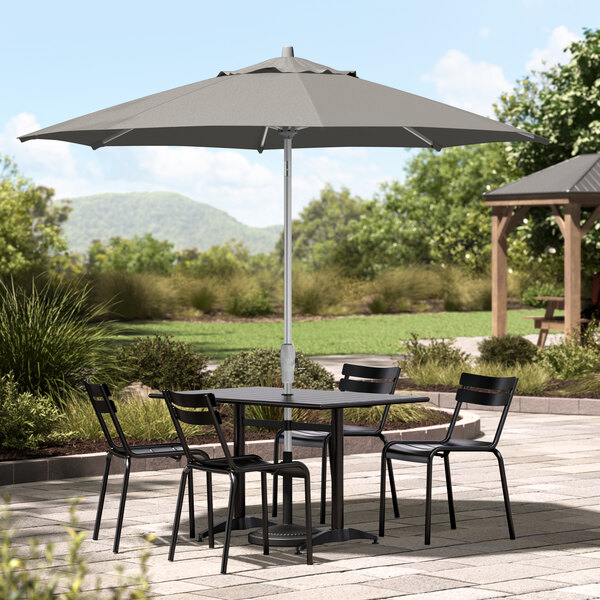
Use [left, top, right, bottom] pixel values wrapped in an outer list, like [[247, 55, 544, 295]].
[[61, 192, 281, 254]]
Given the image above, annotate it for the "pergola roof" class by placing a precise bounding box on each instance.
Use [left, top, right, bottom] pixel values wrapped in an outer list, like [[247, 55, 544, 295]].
[[484, 154, 600, 202]]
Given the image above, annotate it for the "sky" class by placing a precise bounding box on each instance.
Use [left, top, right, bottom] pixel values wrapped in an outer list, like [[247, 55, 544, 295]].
[[1, 0, 598, 228]]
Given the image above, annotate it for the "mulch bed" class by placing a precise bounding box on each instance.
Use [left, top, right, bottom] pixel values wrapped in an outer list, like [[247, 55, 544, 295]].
[[0, 410, 452, 462]]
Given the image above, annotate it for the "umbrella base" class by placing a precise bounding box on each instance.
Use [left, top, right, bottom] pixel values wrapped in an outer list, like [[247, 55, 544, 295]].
[[248, 523, 318, 547]]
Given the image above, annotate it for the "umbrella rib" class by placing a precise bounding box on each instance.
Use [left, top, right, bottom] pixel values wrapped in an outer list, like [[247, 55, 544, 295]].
[[92, 128, 133, 150], [402, 127, 442, 151]]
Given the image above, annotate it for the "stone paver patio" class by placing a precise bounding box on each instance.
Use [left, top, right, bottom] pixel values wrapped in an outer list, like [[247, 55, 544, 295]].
[[3, 410, 600, 599]]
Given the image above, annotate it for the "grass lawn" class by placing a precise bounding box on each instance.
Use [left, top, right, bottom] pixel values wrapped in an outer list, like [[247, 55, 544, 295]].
[[115, 309, 545, 361]]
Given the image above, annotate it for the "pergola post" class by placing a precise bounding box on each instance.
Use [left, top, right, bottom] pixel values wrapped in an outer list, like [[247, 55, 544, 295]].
[[564, 204, 581, 340], [491, 206, 509, 337]]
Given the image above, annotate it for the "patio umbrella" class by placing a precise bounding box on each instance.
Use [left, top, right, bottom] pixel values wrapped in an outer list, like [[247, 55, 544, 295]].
[[20, 45, 546, 542]]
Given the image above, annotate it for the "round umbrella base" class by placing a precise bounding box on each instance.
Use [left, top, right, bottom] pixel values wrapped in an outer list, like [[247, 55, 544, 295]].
[[248, 523, 318, 547]]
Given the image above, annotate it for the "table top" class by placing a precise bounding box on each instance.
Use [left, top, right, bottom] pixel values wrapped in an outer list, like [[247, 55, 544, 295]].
[[151, 387, 429, 410], [535, 296, 564, 302]]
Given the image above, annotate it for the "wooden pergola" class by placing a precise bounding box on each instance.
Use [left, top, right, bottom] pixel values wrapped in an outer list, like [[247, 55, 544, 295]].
[[484, 154, 600, 340]]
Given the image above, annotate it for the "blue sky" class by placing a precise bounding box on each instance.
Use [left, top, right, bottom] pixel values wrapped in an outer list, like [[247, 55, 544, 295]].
[[1, 1, 598, 227]]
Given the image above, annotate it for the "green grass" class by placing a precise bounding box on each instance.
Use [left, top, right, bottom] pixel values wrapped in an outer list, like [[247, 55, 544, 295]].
[[114, 309, 545, 361]]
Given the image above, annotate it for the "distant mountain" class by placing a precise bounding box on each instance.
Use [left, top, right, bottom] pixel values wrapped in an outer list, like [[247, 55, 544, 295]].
[[61, 192, 281, 254]]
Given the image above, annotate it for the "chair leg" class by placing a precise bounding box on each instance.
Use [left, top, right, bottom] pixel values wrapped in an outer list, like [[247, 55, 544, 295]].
[[425, 459, 433, 545], [221, 474, 237, 575], [113, 456, 130, 554], [261, 472, 269, 556], [387, 458, 400, 519], [443, 453, 456, 530], [188, 469, 195, 539], [168, 468, 188, 562], [319, 442, 328, 524], [93, 453, 112, 540], [304, 474, 313, 565], [272, 434, 281, 518], [379, 451, 388, 537], [206, 472, 215, 548], [494, 449, 516, 540]]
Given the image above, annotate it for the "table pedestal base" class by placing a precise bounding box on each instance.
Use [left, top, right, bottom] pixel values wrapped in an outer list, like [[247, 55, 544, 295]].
[[296, 527, 378, 552], [248, 523, 319, 547], [197, 516, 271, 542]]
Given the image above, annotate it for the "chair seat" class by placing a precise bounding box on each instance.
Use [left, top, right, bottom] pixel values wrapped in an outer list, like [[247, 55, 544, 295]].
[[277, 424, 381, 447], [112, 444, 208, 459], [386, 439, 492, 463], [198, 454, 308, 478]]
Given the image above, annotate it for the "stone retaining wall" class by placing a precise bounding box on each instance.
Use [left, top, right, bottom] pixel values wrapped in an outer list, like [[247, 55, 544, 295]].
[[0, 408, 480, 486]]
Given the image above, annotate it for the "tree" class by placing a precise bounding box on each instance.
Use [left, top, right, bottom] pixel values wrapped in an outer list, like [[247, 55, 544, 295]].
[[344, 144, 519, 276], [495, 28, 600, 279], [275, 185, 367, 270], [87, 233, 175, 275], [0, 157, 70, 276], [495, 27, 600, 175]]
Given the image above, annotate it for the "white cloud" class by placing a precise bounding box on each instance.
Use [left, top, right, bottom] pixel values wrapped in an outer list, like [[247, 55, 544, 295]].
[[479, 28, 490, 38], [421, 49, 511, 116], [526, 26, 580, 72], [0, 113, 78, 178]]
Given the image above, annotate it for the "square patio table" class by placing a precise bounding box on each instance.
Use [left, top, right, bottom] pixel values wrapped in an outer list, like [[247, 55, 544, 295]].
[[152, 386, 429, 550]]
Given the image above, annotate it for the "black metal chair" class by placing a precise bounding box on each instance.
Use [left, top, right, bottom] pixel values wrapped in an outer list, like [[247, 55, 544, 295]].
[[379, 372, 518, 545], [272, 364, 401, 524], [163, 389, 313, 574], [84, 381, 209, 554]]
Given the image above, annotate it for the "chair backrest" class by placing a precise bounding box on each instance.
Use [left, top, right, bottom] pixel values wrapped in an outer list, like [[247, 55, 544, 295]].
[[163, 390, 235, 469], [338, 364, 401, 432], [84, 380, 132, 455], [445, 372, 518, 447]]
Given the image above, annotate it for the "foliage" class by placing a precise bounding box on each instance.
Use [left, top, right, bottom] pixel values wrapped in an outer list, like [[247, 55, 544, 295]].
[[400, 333, 470, 370], [534, 338, 600, 379], [0, 497, 151, 599], [495, 28, 600, 276], [209, 348, 334, 390], [275, 185, 367, 270], [343, 403, 449, 426], [175, 241, 249, 278], [404, 360, 550, 396], [0, 157, 70, 277], [187, 280, 217, 313], [87, 272, 178, 320], [87, 233, 175, 275], [368, 268, 440, 313], [292, 269, 344, 315], [440, 267, 492, 311], [0, 278, 118, 404], [477, 335, 538, 366], [227, 291, 273, 316], [59, 393, 210, 441], [116, 335, 209, 390], [520, 281, 564, 307], [0, 373, 66, 450], [343, 144, 519, 276]]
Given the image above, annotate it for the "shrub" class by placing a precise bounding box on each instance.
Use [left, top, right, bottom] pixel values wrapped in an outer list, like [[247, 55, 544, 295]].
[[292, 270, 341, 315], [0, 278, 119, 404], [368, 268, 439, 314], [227, 292, 272, 316], [478, 335, 538, 366], [344, 404, 448, 426], [0, 373, 66, 450], [0, 497, 151, 599], [190, 284, 217, 313], [521, 281, 563, 307], [441, 268, 491, 311], [87, 272, 178, 320], [401, 332, 470, 369], [116, 335, 209, 390], [534, 339, 600, 379]]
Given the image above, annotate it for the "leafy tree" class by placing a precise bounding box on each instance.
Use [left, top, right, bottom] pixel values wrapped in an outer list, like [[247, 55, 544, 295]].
[[495, 28, 600, 279], [275, 185, 367, 269], [344, 144, 519, 276], [87, 233, 175, 275], [175, 240, 249, 278], [495, 27, 600, 175], [0, 157, 70, 276]]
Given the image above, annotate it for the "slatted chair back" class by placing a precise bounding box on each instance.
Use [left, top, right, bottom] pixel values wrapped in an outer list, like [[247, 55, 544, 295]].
[[444, 373, 518, 447], [84, 380, 133, 455], [163, 390, 235, 469], [339, 364, 401, 432]]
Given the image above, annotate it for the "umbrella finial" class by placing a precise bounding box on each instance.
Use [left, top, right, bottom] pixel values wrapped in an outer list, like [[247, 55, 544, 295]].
[[282, 46, 294, 57]]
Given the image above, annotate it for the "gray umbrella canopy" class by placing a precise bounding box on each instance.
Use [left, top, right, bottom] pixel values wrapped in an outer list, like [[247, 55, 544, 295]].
[[19, 48, 546, 151]]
